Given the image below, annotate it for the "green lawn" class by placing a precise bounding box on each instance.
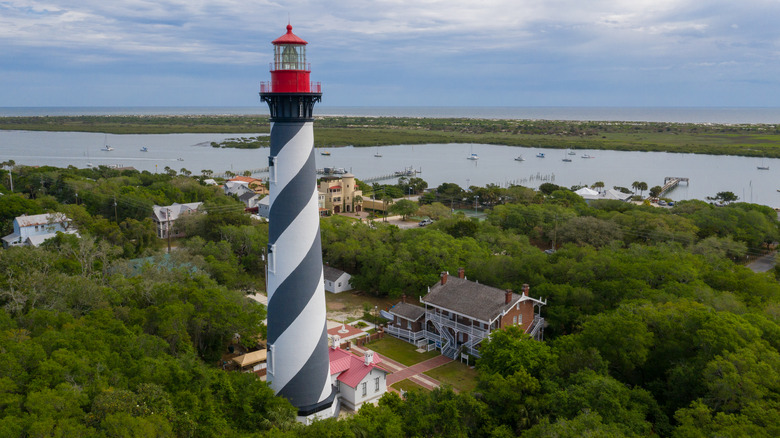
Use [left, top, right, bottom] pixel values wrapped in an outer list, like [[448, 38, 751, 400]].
[[390, 379, 426, 393], [364, 336, 439, 366], [424, 360, 479, 393]]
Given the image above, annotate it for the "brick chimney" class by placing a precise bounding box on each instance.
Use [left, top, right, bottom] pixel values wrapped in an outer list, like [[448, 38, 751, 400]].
[[364, 350, 374, 366], [401, 294, 406, 304], [458, 267, 465, 279], [505, 289, 513, 304], [522, 284, 530, 296], [441, 271, 448, 285]]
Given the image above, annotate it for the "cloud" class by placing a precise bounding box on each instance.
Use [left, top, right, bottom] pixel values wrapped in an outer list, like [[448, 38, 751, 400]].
[[2, 0, 780, 106]]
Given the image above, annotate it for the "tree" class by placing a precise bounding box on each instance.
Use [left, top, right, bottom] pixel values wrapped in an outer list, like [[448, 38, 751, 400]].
[[707, 191, 739, 204], [389, 199, 418, 220], [592, 181, 605, 192], [649, 185, 663, 198], [631, 181, 640, 193], [637, 182, 648, 197]]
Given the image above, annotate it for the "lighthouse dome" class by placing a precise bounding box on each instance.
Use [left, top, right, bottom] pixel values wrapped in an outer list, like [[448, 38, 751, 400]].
[[272, 24, 308, 45]]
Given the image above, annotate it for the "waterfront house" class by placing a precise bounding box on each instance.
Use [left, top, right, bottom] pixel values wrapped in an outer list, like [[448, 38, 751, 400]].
[[318, 173, 363, 214]]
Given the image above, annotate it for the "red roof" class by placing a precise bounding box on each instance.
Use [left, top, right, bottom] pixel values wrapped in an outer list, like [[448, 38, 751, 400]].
[[229, 176, 260, 183], [329, 186, 342, 190], [328, 348, 387, 388], [272, 24, 308, 45]]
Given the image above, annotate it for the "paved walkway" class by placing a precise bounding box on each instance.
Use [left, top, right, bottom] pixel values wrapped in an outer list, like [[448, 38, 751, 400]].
[[747, 251, 777, 273], [351, 345, 453, 390]]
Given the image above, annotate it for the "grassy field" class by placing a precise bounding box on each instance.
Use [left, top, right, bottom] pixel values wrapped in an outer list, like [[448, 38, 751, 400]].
[[390, 379, 426, 393], [3, 115, 780, 157], [424, 360, 479, 393], [363, 336, 439, 367]]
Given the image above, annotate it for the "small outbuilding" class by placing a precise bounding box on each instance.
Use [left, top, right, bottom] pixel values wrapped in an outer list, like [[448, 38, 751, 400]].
[[323, 265, 352, 293]]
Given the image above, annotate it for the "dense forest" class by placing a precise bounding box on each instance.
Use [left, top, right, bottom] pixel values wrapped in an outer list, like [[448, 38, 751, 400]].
[[0, 163, 779, 436]]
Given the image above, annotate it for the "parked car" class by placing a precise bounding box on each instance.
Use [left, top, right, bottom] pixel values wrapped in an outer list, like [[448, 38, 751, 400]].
[[419, 218, 434, 227]]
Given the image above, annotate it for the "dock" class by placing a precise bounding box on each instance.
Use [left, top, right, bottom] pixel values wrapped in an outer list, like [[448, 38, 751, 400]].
[[659, 176, 689, 196]]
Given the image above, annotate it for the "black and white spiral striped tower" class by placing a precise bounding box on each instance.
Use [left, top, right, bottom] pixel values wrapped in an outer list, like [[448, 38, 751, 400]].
[[259, 24, 335, 421]]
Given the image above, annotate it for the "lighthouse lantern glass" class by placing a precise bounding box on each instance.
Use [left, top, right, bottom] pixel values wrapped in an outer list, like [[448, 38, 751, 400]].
[[275, 44, 306, 70]]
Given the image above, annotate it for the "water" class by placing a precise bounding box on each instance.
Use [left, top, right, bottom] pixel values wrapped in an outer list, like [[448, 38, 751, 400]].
[[3, 106, 780, 124], [1, 130, 778, 208]]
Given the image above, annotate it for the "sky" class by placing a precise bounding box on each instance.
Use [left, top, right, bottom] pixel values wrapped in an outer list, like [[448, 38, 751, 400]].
[[2, 0, 780, 108]]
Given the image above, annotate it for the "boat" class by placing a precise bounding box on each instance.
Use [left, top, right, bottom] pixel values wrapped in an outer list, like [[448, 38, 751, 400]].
[[581, 154, 594, 159], [321, 150, 331, 156], [467, 153, 479, 160], [140, 146, 149, 152], [758, 165, 769, 170], [177, 157, 184, 161], [536, 153, 545, 158], [101, 134, 113, 151], [562, 157, 572, 162], [374, 148, 382, 157], [567, 150, 576, 155], [514, 155, 525, 162]]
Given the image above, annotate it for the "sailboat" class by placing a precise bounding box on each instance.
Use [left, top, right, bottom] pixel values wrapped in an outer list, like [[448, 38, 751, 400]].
[[101, 134, 113, 151], [374, 148, 382, 157], [567, 149, 576, 155], [562, 152, 572, 162], [757, 157, 769, 170], [467, 145, 479, 160], [514, 155, 525, 161]]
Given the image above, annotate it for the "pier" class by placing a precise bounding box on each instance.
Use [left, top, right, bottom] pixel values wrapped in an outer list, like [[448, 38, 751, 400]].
[[659, 176, 689, 196], [212, 167, 269, 178]]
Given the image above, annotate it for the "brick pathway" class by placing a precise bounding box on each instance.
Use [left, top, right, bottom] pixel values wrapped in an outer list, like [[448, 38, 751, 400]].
[[351, 345, 453, 390]]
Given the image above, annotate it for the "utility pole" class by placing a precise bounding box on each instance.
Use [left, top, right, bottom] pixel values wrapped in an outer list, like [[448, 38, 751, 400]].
[[75, 193, 79, 205], [166, 207, 172, 253], [114, 196, 118, 223]]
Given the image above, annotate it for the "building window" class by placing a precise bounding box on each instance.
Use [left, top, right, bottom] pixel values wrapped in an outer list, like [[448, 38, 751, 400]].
[[375, 377, 380, 392], [337, 282, 341, 287], [513, 316, 517, 325], [407, 321, 412, 330], [518, 314, 523, 325], [362, 382, 367, 396]]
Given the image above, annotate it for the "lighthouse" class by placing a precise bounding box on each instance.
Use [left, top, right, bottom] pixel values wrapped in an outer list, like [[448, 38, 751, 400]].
[[259, 24, 336, 422]]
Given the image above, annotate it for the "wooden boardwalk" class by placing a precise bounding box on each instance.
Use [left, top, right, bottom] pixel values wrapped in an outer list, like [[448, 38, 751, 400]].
[[659, 176, 689, 196]]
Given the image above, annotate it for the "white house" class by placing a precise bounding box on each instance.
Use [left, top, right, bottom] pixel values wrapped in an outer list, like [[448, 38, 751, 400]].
[[223, 180, 253, 198], [151, 202, 203, 239], [238, 191, 262, 210], [328, 337, 389, 411], [2, 213, 78, 248], [323, 265, 352, 293], [257, 196, 270, 219]]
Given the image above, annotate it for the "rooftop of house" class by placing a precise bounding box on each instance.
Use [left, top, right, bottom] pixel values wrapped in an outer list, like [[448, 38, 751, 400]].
[[323, 265, 348, 282], [389, 301, 426, 322], [422, 273, 544, 323], [14, 213, 69, 228], [152, 202, 203, 222], [238, 191, 259, 202], [229, 176, 261, 184], [328, 347, 388, 389]]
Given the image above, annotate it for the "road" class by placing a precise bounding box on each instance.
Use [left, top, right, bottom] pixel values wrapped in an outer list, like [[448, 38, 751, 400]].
[[747, 251, 777, 273]]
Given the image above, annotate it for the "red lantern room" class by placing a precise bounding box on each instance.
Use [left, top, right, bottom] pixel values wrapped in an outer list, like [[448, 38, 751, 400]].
[[267, 24, 319, 93]]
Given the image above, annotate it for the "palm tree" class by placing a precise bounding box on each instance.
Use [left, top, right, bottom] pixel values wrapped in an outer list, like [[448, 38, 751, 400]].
[[631, 181, 640, 193], [637, 182, 648, 197]]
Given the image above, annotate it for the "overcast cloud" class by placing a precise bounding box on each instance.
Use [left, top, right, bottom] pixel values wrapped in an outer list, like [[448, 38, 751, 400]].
[[1, 0, 779, 107]]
